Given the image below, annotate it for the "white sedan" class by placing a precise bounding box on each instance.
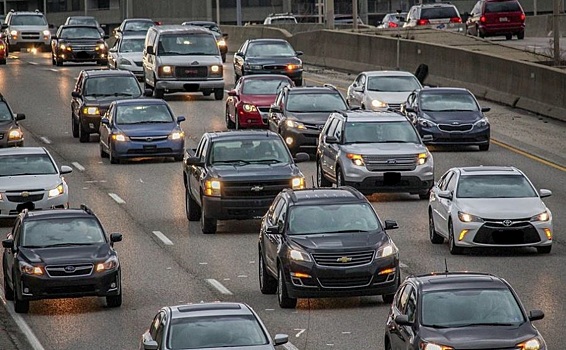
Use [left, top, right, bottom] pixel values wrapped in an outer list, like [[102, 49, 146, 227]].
[[107, 35, 145, 80], [428, 166, 553, 254]]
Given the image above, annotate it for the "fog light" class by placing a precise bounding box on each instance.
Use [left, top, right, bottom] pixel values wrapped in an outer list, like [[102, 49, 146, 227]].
[[544, 228, 552, 240], [459, 229, 469, 241], [23, 288, 29, 293], [111, 282, 116, 288], [285, 137, 293, 145]]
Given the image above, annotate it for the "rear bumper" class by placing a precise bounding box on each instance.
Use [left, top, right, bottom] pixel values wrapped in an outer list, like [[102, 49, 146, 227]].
[[480, 23, 525, 35]]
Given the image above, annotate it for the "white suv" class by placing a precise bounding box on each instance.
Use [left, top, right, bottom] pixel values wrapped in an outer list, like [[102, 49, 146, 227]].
[[1, 10, 51, 51], [403, 3, 464, 32]]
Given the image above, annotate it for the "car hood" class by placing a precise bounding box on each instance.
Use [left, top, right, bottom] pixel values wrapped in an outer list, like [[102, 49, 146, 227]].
[[19, 244, 112, 265], [117, 123, 178, 137], [241, 94, 278, 107], [118, 51, 143, 61], [84, 94, 141, 106], [421, 324, 538, 348], [59, 38, 104, 44], [422, 110, 482, 123], [245, 56, 302, 65], [0, 120, 16, 131], [0, 174, 61, 191], [10, 25, 48, 31], [290, 232, 388, 251], [341, 143, 426, 155], [457, 198, 546, 219], [365, 90, 412, 104], [210, 163, 300, 180], [286, 112, 332, 124]]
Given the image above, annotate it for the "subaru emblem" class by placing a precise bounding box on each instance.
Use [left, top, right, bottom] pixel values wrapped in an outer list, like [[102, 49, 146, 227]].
[[64, 266, 76, 273]]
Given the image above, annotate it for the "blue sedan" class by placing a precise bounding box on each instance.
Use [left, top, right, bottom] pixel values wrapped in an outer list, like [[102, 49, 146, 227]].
[[99, 99, 185, 164]]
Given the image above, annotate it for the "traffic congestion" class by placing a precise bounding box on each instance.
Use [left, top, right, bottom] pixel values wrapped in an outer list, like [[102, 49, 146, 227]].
[[0, 9, 565, 350]]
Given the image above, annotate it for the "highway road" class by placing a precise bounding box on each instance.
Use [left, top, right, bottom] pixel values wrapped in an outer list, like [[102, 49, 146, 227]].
[[493, 36, 566, 58], [0, 51, 565, 350]]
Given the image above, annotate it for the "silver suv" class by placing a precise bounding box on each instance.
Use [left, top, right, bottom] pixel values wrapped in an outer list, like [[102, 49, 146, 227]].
[[316, 110, 434, 199], [1, 10, 51, 51]]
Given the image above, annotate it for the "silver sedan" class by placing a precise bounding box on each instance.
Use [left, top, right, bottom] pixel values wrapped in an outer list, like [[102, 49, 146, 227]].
[[108, 35, 145, 80]]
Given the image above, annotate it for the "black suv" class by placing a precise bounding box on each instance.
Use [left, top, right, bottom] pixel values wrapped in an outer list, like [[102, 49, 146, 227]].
[[2, 206, 123, 313], [51, 25, 109, 66], [71, 69, 145, 143], [268, 85, 349, 156], [0, 93, 25, 148], [258, 187, 400, 309], [385, 272, 547, 349], [184, 130, 309, 234]]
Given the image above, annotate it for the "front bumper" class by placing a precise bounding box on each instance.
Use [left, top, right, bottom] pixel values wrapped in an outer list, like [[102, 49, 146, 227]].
[[0, 135, 24, 148], [280, 126, 320, 155], [80, 114, 102, 133], [112, 138, 185, 158], [236, 107, 269, 129], [0, 192, 68, 218], [202, 195, 275, 220], [57, 50, 107, 62], [419, 125, 490, 146], [155, 78, 225, 91]]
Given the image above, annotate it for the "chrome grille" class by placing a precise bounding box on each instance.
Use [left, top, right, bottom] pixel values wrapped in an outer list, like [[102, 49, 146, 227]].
[[21, 32, 40, 40], [222, 179, 291, 198], [175, 66, 208, 79], [6, 194, 44, 202], [363, 154, 417, 172], [312, 250, 375, 267], [46, 264, 94, 278], [318, 276, 373, 288], [263, 64, 286, 70], [73, 45, 97, 51], [129, 136, 168, 142], [438, 124, 473, 132]]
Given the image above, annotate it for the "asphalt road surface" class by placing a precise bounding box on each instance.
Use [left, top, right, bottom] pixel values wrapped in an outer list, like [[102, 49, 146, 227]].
[[0, 51, 564, 350]]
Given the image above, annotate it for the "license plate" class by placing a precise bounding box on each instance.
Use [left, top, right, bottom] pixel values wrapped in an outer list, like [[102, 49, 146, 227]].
[[499, 17, 508, 22], [185, 69, 198, 75]]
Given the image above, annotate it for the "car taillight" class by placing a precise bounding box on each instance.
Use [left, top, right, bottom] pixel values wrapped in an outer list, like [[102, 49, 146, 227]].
[[480, 15, 486, 23], [520, 13, 526, 21], [450, 17, 462, 23], [417, 19, 430, 25], [389, 22, 398, 28]]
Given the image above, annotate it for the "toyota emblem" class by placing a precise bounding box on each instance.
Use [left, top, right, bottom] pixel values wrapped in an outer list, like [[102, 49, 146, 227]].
[[502, 220, 513, 227], [146, 137, 153, 142]]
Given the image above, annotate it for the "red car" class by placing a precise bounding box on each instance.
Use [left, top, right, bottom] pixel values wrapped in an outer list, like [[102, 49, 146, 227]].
[[465, 0, 525, 40], [225, 74, 294, 129], [0, 38, 7, 64]]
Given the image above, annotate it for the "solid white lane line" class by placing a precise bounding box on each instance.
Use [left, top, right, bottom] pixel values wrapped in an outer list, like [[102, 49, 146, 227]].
[[39, 136, 51, 144], [399, 262, 408, 269], [29, 62, 38, 65], [72, 162, 85, 171], [283, 342, 300, 350], [49, 68, 58, 72], [152, 231, 173, 246], [108, 193, 125, 204], [205, 279, 233, 295], [0, 290, 46, 350]]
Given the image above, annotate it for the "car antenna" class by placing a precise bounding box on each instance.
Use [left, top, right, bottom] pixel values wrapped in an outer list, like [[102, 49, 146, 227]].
[[444, 258, 449, 274], [311, 175, 316, 188]]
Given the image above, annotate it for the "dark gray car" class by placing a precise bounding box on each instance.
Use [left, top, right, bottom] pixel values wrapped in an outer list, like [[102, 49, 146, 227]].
[[0, 93, 25, 147]]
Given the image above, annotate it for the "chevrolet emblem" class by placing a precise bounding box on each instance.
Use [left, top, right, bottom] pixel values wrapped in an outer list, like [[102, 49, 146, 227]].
[[251, 185, 264, 192], [21, 191, 30, 197], [336, 256, 352, 263]]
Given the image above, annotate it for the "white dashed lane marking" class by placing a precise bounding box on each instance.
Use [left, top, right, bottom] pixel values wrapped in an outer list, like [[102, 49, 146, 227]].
[[108, 193, 126, 204], [72, 162, 85, 171], [39, 136, 51, 144], [152, 231, 173, 246], [205, 279, 233, 295]]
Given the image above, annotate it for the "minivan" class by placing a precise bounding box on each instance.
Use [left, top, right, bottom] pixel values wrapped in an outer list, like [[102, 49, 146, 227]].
[[465, 0, 526, 39]]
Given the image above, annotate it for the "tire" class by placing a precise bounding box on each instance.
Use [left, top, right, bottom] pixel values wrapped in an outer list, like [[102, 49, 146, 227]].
[[385, 339, 393, 350], [259, 252, 277, 294], [336, 167, 345, 187], [448, 221, 464, 255], [294, 78, 303, 87], [106, 292, 122, 308], [173, 155, 183, 162], [225, 106, 235, 129], [537, 245, 552, 254], [3, 271, 14, 301], [56, 57, 63, 66], [200, 205, 217, 234], [214, 88, 224, 101], [429, 209, 444, 244], [317, 159, 332, 187], [71, 114, 79, 138], [97, 60, 107, 66], [505, 34, 512, 40], [479, 143, 490, 151], [517, 31, 525, 40], [277, 265, 297, 309], [51, 53, 56, 65], [202, 89, 212, 97], [221, 53, 226, 63], [13, 275, 29, 314], [382, 293, 395, 304], [78, 123, 90, 143], [478, 27, 485, 38], [185, 188, 201, 221], [0, 59, 5, 65], [419, 188, 431, 200], [154, 88, 164, 99]]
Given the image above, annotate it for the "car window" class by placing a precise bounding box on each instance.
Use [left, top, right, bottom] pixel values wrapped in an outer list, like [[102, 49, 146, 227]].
[[124, 20, 154, 31], [437, 171, 453, 190], [12, 219, 22, 246], [0, 154, 57, 176], [446, 172, 458, 192], [149, 313, 162, 340], [354, 74, 365, 87], [397, 284, 413, 312], [269, 17, 297, 24], [21, 218, 105, 247], [68, 18, 98, 26], [269, 197, 283, 224], [344, 121, 420, 144], [275, 198, 287, 232], [367, 75, 422, 92], [406, 290, 417, 321], [456, 174, 538, 198], [119, 38, 145, 53], [246, 41, 296, 57], [324, 117, 339, 137], [115, 104, 174, 124], [286, 92, 347, 113], [84, 76, 142, 97], [242, 78, 291, 95], [60, 27, 101, 39], [333, 120, 344, 139], [158, 33, 218, 55], [195, 137, 209, 159], [210, 139, 291, 164], [11, 15, 47, 25], [485, 1, 521, 12], [421, 7, 459, 19], [0, 102, 13, 121], [420, 92, 479, 112]]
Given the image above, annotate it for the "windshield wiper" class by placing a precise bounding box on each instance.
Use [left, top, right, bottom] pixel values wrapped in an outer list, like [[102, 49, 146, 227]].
[[423, 324, 452, 329], [377, 140, 411, 143], [324, 229, 370, 233], [213, 160, 251, 165], [42, 243, 97, 248], [128, 120, 171, 124], [250, 159, 285, 164], [452, 322, 516, 327]]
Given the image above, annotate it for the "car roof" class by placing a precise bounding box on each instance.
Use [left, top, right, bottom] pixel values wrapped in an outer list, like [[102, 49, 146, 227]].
[[183, 21, 217, 25], [168, 302, 254, 319], [248, 38, 289, 44], [338, 110, 410, 123], [60, 24, 101, 29], [22, 208, 96, 221], [288, 86, 339, 94], [0, 147, 47, 156], [82, 69, 137, 77], [152, 25, 211, 34], [418, 87, 470, 94], [207, 130, 281, 141], [240, 74, 292, 81], [114, 98, 168, 106], [456, 166, 522, 176], [419, 3, 457, 7], [409, 272, 509, 292], [123, 18, 153, 22], [286, 187, 366, 205], [67, 16, 97, 19], [363, 70, 417, 77]]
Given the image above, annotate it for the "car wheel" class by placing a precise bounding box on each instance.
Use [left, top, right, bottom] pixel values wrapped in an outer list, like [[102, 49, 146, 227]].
[[505, 34, 512, 40], [97, 60, 107, 66], [173, 155, 183, 162], [448, 221, 464, 255], [214, 88, 224, 101], [106, 292, 122, 308], [153, 88, 164, 99], [385, 339, 393, 350], [100, 143, 109, 158], [479, 142, 490, 151], [294, 78, 303, 87], [0, 59, 5, 65], [317, 159, 332, 187], [277, 265, 297, 309], [13, 274, 29, 314], [144, 80, 153, 91], [336, 167, 345, 187], [202, 89, 212, 97], [419, 188, 431, 200], [109, 144, 121, 164], [517, 31, 525, 40], [478, 27, 485, 38], [225, 106, 235, 129], [536, 245, 552, 254], [3, 269, 13, 301], [56, 57, 63, 66], [185, 187, 201, 221], [259, 252, 277, 294], [78, 123, 90, 143], [200, 204, 217, 234], [71, 113, 79, 138], [429, 209, 444, 244], [51, 53, 56, 65], [221, 53, 226, 63], [382, 293, 395, 304]]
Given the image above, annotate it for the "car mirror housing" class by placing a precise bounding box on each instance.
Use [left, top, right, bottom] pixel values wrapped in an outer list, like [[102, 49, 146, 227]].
[[71, 91, 81, 98], [142, 340, 158, 350], [481, 107, 491, 112], [101, 117, 110, 125], [539, 189, 552, 198], [394, 314, 411, 325], [227, 89, 238, 97], [143, 88, 153, 97], [15, 113, 26, 121], [2, 239, 14, 249], [266, 225, 280, 234], [295, 51, 304, 56], [273, 334, 288, 345], [110, 233, 123, 243], [60, 165, 73, 174], [384, 220, 399, 230], [437, 190, 452, 200], [177, 116, 186, 123], [293, 152, 309, 163], [405, 106, 415, 113], [528, 309, 544, 321], [270, 104, 281, 113], [185, 156, 204, 167], [325, 135, 339, 144]]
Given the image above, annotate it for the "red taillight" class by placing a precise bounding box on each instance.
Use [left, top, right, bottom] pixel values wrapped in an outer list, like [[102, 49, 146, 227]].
[[480, 16, 486, 23], [520, 13, 526, 21], [450, 17, 462, 23], [389, 22, 398, 28], [417, 19, 430, 25]]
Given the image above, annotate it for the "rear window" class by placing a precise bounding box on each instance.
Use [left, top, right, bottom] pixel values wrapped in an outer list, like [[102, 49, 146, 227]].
[[485, 1, 522, 13], [421, 7, 459, 19]]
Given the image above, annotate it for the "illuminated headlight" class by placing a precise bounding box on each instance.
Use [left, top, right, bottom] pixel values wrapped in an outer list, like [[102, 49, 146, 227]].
[[371, 99, 388, 109], [204, 179, 221, 196], [418, 118, 435, 128], [347, 153, 365, 166], [285, 120, 306, 129], [170, 131, 185, 140], [10, 30, 17, 37], [417, 152, 428, 165], [48, 183, 65, 198], [97, 43, 106, 50], [420, 342, 454, 350], [20, 261, 43, 276], [43, 30, 51, 36], [289, 248, 312, 262], [82, 106, 100, 115], [377, 241, 398, 258], [159, 65, 174, 76], [531, 211, 550, 222], [242, 103, 257, 112], [291, 177, 305, 190], [8, 129, 23, 140], [217, 39, 226, 46], [210, 65, 221, 74], [517, 337, 542, 350], [112, 133, 128, 142], [118, 57, 133, 66], [96, 256, 119, 272], [60, 43, 68, 50], [474, 117, 489, 127], [286, 63, 302, 70], [458, 211, 484, 223]]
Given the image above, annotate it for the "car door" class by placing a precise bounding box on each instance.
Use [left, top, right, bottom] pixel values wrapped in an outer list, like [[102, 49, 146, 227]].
[[318, 116, 338, 172], [389, 284, 416, 349], [264, 196, 286, 274], [189, 137, 209, 206], [142, 28, 158, 85], [436, 171, 457, 235], [268, 90, 285, 132], [324, 118, 343, 179], [108, 37, 120, 68], [71, 72, 85, 122], [99, 104, 114, 152], [2, 218, 21, 288], [347, 74, 365, 108]]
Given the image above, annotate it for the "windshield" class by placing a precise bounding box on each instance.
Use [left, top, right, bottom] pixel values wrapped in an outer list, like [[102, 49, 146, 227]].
[[485, 1, 522, 12], [367, 75, 421, 92], [60, 27, 102, 39], [0, 154, 57, 176], [288, 203, 381, 235], [422, 288, 525, 328], [456, 174, 538, 198], [68, 18, 98, 26], [270, 18, 297, 24], [286, 92, 347, 113], [0, 102, 13, 121], [11, 15, 47, 26], [84, 76, 142, 97], [167, 315, 268, 349], [210, 139, 291, 165], [22, 218, 105, 247], [158, 33, 218, 55], [344, 121, 420, 144], [115, 104, 174, 124], [420, 92, 479, 112], [247, 41, 296, 57], [124, 20, 153, 31], [119, 38, 145, 53], [421, 7, 459, 19], [242, 78, 291, 95]]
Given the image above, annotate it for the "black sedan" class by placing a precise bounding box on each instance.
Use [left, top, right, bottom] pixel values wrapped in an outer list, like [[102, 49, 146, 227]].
[[51, 25, 108, 66], [402, 87, 491, 151], [385, 272, 546, 350], [233, 38, 303, 86]]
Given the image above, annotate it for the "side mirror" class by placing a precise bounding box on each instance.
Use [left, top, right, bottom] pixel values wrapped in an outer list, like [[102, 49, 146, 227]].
[[51, 35, 58, 40], [60, 165, 73, 174], [227, 89, 238, 97], [146, 45, 154, 55], [71, 91, 81, 98], [101, 117, 110, 125], [539, 189, 552, 198], [325, 135, 339, 144], [109, 47, 117, 52], [15, 113, 26, 121], [405, 106, 415, 113], [273, 334, 288, 346], [394, 314, 411, 325], [528, 309, 544, 321], [186, 156, 204, 167], [143, 88, 153, 97], [177, 116, 186, 123], [234, 52, 243, 57], [1, 24, 8, 30], [110, 233, 123, 243], [293, 152, 309, 163], [437, 190, 452, 200], [222, 33, 229, 38], [421, 134, 433, 143], [2, 239, 14, 249], [295, 51, 304, 56], [269, 104, 281, 113], [354, 85, 364, 92], [49, 23, 55, 29], [142, 340, 158, 350], [481, 107, 491, 112], [266, 225, 280, 234], [384, 220, 399, 230]]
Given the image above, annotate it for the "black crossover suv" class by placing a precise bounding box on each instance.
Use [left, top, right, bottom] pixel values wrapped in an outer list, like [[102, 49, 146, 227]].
[[2, 205, 123, 313]]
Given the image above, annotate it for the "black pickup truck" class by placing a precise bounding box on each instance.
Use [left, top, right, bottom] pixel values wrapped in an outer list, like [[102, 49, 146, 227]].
[[183, 130, 309, 234]]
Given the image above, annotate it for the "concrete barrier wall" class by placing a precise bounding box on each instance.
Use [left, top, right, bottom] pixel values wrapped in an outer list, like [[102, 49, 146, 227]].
[[525, 14, 566, 37]]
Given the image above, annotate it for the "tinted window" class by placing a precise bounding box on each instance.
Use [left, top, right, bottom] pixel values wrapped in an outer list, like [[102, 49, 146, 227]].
[[210, 139, 291, 164], [22, 218, 105, 247], [367, 76, 421, 92], [0, 102, 13, 121], [421, 7, 459, 19], [421, 288, 525, 327], [288, 203, 381, 234], [420, 92, 479, 111], [456, 174, 538, 198], [185, 23, 221, 34], [119, 38, 145, 52], [158, 33, 218, 55], [286, 92, 347, 112], [68, 18, 98, 26], [247, 41, 296, 57], [0, 154, 57, 176], [167, 315, 269, 349], [485, 1, 522, 12], [242, 78, 292, 95], [115, 104, 173, 124], [344, 121, 420, 144], [124, 20, 153, 31], [11, 15, 47, 25], [60, 27, 101, 39], [270, 18, 297, 24], [84, 76, 142, 97]]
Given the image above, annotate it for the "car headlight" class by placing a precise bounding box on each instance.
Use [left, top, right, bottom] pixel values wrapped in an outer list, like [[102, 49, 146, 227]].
[[169, 131, 184, 140], [458, 211, 484, 223], [517, 337, 542, 350], [210, 65, 222, 74], [242, 103, 257, 112], [417, 152, 429, 165], [346, 153, 365, 166], [48, 183, 65, 198], [418, 118, 435, 128], [286, 63, 302, 70], [291, 177, 305, 190], [420, 342, 454, 350], [82, 106, 100, 115], [371, 99, 388, 109], [96, 43, 106, 50], [60, 43, 70, 50], [377, 241, 398, 258], [10, 30, 17, 37], [289, 248, 312, 262], [474, 117, 489, 127], [285, 120, 306, 129], [111, 133, 128, 142], [245, 63, 262, 70], [43, 30, 51, 36], [118, 57, 133, 66], [531, 211, 550, 222], [8, 128, 23, 141], [96, 255, 119, 272], [217, 39, 226, 46], [159, 65, 174, 76], [204, 179, 221, 196], [20, 261, 43, 276]]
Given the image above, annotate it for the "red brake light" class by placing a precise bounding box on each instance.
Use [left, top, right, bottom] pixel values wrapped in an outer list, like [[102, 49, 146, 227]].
[[450, 17, 462, 23], [480, 16, 486, 23], [389, 22, 398, 28], [417, 19, 430, 25], [520, 13, 526, 21]]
